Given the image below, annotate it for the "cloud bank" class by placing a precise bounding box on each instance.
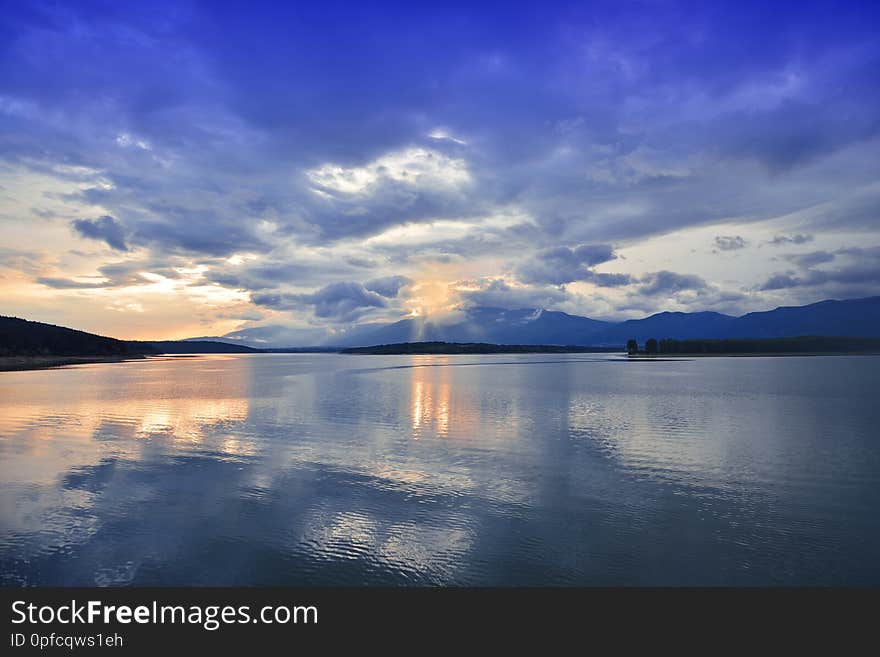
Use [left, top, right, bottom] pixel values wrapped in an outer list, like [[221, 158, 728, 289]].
[[1, 1, 878, 340]]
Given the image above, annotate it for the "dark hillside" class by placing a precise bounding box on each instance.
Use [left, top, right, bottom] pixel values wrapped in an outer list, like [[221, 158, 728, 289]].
[[0, 316, 158, 357]]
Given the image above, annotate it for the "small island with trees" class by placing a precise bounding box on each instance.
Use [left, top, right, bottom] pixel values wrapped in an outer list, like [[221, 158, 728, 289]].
[[626, 335, 880, 356]]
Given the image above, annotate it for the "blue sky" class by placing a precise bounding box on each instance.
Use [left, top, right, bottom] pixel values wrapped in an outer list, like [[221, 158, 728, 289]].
[[1, 0, 879, 342]]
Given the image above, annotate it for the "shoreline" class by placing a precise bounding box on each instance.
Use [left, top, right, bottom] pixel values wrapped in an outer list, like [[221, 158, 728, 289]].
[[3, 351, 878, 371], [626, 351, 880, 359], [0, 355, 149, 372], [340, 342, 622, 355], [345, 349, 622, 355]]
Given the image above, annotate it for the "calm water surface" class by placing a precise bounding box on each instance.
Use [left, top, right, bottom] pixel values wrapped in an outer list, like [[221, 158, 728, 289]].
[[1, 353, 878, 586]]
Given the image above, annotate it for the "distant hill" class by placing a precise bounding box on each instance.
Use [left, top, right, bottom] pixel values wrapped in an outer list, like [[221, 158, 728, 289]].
[[341, 341, 620, 355], [589, 296, 880, 345], [726, 297, 880, 339], [586, 311, 736, 345], [653, 336, 880, 355], [0, 316, 263, 357], [328, 297, 880, 348], [145, 340, 262, 354], [332, 307, 613, 348], [0, 316, 157, 357]]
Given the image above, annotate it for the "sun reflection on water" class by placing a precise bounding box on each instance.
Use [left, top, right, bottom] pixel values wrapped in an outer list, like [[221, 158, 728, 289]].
[[409, 359, 452, 437]]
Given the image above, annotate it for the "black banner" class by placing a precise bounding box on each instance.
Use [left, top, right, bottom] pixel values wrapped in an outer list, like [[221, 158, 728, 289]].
[[1, 587, 875, 652]]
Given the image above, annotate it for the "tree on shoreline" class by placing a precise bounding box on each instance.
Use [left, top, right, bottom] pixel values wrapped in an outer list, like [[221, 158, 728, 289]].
[[626, 339, 638, 355], [645, 338, 658, 354]]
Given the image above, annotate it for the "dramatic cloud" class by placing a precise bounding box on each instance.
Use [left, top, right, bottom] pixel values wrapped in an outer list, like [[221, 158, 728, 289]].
[[253, 282, 390, 323], [582, 272, 634, 288], [639, 271, 711, 297], [456, 278, 570, 310], [760, 274, 801, 291], [71, 216, 128, 251], [364, 275, 412, 298], [759, 246, 880, 298], [1, 2, 879, 340], [517, 244, 617, 285], [760, 267, 880, 291], [304, 282, 389, 321], [307, 148, 470, 196]]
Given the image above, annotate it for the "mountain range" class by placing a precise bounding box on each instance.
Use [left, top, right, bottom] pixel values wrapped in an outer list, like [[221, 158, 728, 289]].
[[194, 295, 880, 348], [4, 296, 880, 355]]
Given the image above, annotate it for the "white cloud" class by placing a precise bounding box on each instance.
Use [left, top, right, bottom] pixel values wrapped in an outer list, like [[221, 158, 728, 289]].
[[307, 147, 471, 195], [427, 128, 468, 145], [115, 132, 151, 150], [364, 210, 530, 248]]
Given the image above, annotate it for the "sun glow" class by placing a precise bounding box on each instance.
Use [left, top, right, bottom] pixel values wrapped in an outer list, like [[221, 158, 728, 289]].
[[405, 279, 458, 318]]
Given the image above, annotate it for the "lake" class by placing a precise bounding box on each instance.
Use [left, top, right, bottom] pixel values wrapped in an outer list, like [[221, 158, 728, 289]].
[[1, 353, 878, 586]]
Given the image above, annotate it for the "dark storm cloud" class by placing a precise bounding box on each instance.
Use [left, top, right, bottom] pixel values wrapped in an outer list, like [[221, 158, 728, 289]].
[[253, 281, 390, 323], [517, 244, 617, 285], [71, 216, 128, 251], [770, 234, 814, 246], [249, 293, 298, 311], [364, 275, 412, 298], [760, 266, 880, 291], [305, 282, 388, 320], [760, 273, 801, 291], [130, 216, 270, 257], [584, 272, 634, 288], [639, 271, 710, 296], [759, 246, 880, 296], [785, 250, 835, 268]]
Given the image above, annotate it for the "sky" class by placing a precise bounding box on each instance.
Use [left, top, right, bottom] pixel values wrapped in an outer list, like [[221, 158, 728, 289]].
[[1, 0, 879, 343]]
